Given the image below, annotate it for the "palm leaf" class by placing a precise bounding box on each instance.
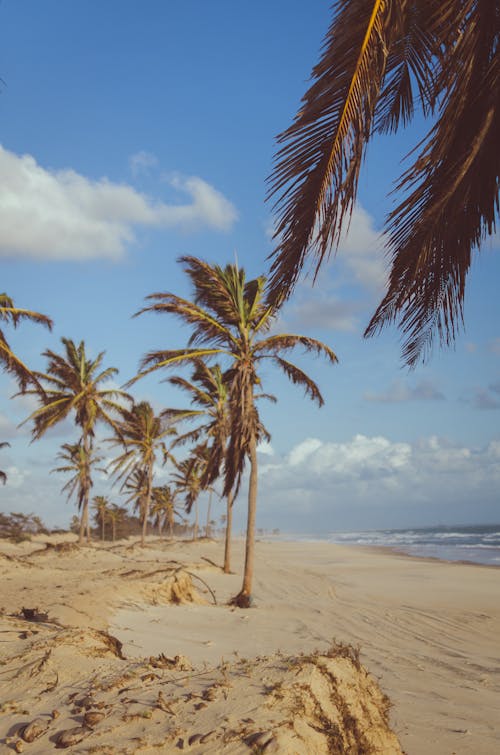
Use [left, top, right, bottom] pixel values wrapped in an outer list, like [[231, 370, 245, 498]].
[[267, 0, 393, 301]]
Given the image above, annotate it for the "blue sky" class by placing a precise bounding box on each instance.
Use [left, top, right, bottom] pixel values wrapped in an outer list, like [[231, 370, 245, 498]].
[[0, 1, 499, 533]]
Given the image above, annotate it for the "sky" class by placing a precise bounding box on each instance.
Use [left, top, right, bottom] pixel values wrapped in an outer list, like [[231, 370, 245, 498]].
[[0, 1, 499, 534]]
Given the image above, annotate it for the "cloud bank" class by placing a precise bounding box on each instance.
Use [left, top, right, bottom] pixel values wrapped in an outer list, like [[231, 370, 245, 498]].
[[0, 146, 238, 261], [255, 434, 500, 530]]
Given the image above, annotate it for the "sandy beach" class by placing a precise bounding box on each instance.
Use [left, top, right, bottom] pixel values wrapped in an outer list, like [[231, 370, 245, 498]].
[[0, 535, 498, 754]]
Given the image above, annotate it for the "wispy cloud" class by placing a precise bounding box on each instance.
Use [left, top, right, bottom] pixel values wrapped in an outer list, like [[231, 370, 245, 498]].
[[0, 145, 238, 261], [129, 150, 158, 176], [364, 379, 445, 403]]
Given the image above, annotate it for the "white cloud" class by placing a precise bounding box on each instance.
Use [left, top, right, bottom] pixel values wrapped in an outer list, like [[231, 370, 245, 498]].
[[365, 379, 445, 403], [255, 434, 500, 529], [0, 145, 238, 261], [337, 205, 387, 293]]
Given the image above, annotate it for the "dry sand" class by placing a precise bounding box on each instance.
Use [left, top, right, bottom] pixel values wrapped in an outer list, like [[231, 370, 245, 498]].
[[0, 534, 498, 754]]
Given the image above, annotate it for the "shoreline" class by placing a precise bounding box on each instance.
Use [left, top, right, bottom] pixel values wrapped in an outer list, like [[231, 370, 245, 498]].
[[1, 535, 499, 754]]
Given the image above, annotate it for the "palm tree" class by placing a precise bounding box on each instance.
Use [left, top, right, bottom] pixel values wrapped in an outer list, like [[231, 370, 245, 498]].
[[23, 338, 129, 543], [150, 484, 181, 538], [92, 495, 110, 541], [170, 449, 207, 541], [132, 257, 337, 605], [108, 401, 176, 547], [167, 359, 272, 572], [1, 293, 52, 391], [52, 441, 105, 538], [267, 0, 500, 366], [0, 441, 10, 485], [107, 503, 125, 542]]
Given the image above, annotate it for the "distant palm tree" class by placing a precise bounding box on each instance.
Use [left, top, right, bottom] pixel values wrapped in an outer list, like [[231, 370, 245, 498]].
[[23, 338, 129, 543], [132, 257, 337, 605], [52, 441, 105, 536], [108, 401, 176, 547], [92, 495, 110, 541], [1, 293, 52, 391], [107, 503, 125, 542], [170, 448, 207, 541], [0, 440, 10, 485], [150, 484, 181, 538], [267, 0, 499, 366]]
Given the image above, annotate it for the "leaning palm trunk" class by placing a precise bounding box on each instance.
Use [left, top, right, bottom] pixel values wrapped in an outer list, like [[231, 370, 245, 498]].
[[223, 489, 234, 574]]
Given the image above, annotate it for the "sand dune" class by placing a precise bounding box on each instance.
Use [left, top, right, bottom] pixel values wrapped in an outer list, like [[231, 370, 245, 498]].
[[0, 534, 498, 753]]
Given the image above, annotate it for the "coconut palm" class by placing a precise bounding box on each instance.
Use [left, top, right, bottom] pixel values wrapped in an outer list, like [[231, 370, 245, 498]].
[[92, 495, 110, 541], [167, 359, 272, 572], [107, 503, 126, 542], [108, 401, 176, 547], [170, 448, 208, 541], [132, 257, 337, 605], [52, 441, 105, 538], [23, 338, 130, 543], [268, 0, 500, 366], [0, 441, 10, 485], [1, 293, 52, 391], [150, 485, 182, 538]]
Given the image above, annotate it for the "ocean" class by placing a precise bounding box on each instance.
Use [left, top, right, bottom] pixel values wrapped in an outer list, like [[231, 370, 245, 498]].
[[282, 524, 500, 566]]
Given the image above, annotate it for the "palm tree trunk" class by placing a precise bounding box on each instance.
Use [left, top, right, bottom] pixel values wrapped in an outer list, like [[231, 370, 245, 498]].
[[141, 463, 154, 547], [235, 432, 258, 606], [112, 519, 116, 542], [101, 514, 105, 541], [223, 489, 234, 574], [193, 500, 199, 541], [206, 490, 212, 537]]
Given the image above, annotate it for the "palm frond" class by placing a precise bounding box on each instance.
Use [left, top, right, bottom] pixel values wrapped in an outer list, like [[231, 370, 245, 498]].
[[271, 356, 325, 407], [366, 0, 500, 365], [267, 0, 394, 302]]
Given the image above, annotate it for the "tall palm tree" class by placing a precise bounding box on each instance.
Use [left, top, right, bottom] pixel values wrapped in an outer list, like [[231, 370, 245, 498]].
[[52, 441, 105, 538], [1, 293, 52, 391], [108, 401, 176, 547], [23, 338, 129, 543], [0, 441, 10, 485], [267, 0, 499, 366], [92, 495, 110, 541], [132, 257, 337, 605]]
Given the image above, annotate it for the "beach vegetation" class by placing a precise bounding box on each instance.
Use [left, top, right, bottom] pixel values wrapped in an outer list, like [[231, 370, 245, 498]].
[[131, 256, 336, 606], [107, 400, 176, 547], [267, 0, 500, 366], [22, 338, 130, 543]]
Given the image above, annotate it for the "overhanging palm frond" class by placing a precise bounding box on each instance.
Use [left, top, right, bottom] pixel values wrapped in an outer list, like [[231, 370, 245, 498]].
[[366, 0, 500, 365], [268, 0, 499, 366], [267, 0, 393, 301]]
